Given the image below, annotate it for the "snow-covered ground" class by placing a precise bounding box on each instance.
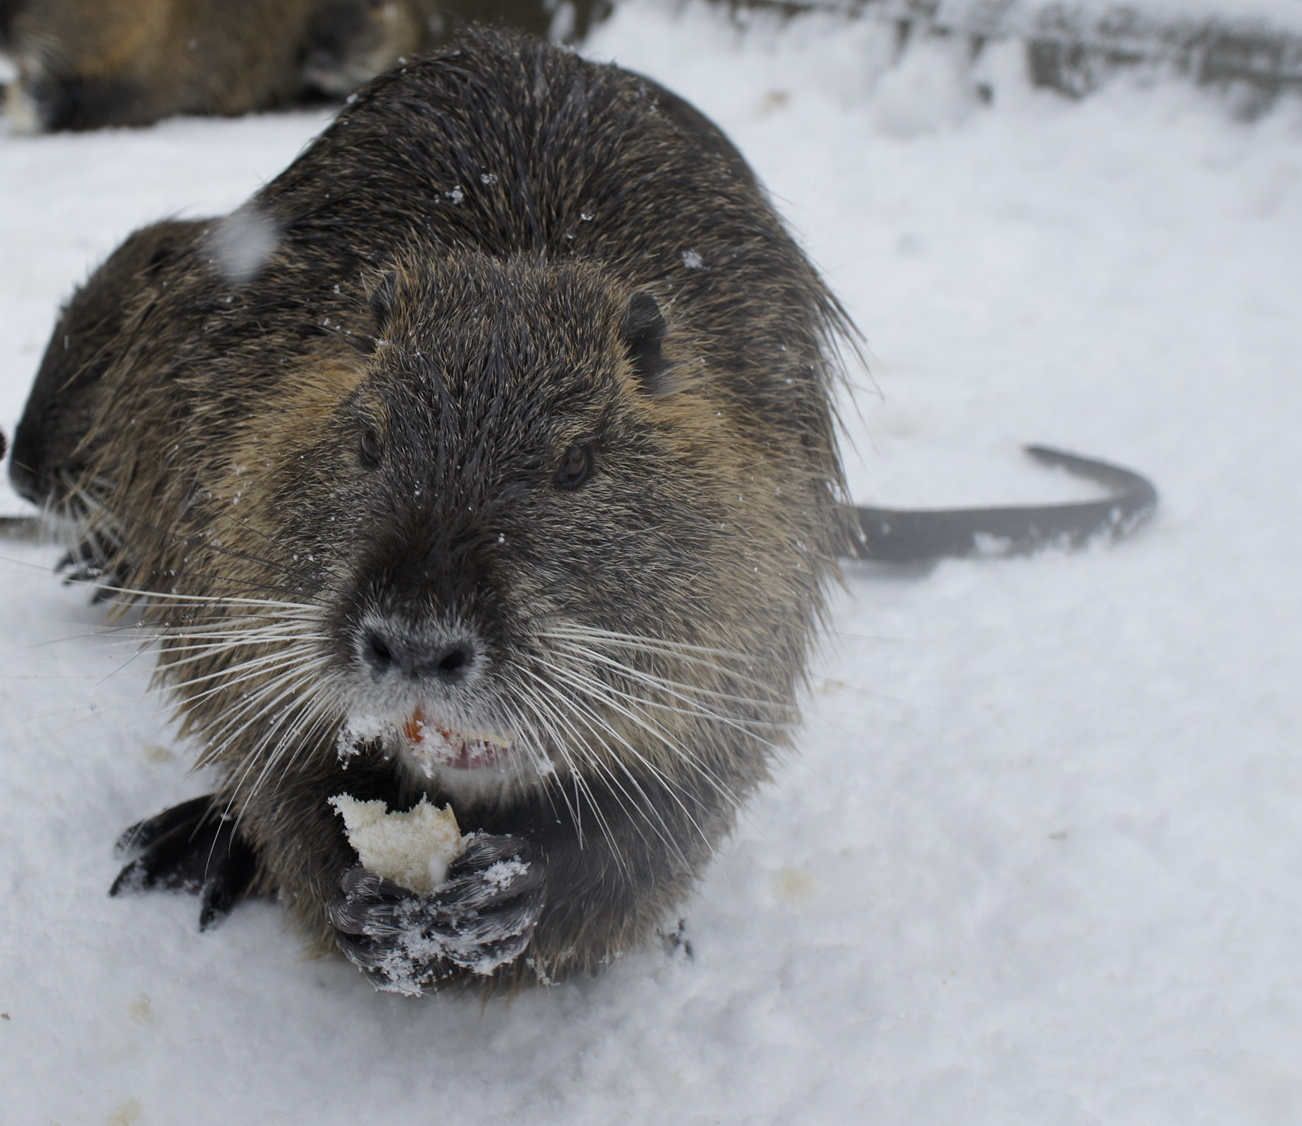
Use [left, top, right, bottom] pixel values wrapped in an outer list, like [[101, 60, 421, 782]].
[[2, 4, 1301, 1123]]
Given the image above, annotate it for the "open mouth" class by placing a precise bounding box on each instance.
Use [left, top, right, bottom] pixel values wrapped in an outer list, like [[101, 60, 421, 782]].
[[401, 706, 512, 772]]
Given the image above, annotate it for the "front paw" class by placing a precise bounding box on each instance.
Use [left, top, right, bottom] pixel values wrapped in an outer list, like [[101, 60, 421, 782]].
[[327, 833, 544, 995]]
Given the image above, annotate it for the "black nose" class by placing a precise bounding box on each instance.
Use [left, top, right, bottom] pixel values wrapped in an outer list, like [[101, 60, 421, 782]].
[[361, 625, 480, 686]]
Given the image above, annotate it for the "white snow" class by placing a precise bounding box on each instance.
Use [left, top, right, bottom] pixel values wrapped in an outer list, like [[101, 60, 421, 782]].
[[2, 2, 1301, 1123]]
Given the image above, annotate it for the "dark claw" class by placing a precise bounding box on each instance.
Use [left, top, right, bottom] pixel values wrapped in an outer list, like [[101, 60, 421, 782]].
[[330, 832, 544, 992], [58, 560, 106, 586], [56, 530, 129, 600], [110, 793, 259, 931], [198, 838, 258, 931]]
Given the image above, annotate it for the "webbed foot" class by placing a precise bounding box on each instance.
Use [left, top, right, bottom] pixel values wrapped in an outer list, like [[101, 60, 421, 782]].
[[110, 794, 259, 930]]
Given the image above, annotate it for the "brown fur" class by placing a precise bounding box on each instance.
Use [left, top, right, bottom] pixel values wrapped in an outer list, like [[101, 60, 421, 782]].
[[49, 30, 853, 990]]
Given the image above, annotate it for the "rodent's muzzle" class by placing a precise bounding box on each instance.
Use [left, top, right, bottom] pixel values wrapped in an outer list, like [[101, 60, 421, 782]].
[[338, 511, 505, 706]]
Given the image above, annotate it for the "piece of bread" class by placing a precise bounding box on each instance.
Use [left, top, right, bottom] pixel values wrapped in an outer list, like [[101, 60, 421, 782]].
[[329, 795, 462, 892]]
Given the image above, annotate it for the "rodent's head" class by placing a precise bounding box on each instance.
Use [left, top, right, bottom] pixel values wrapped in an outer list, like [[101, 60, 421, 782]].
[[300, 0, 424, 97], [231, 252, 800, 802], [9, 218, 202, 516]]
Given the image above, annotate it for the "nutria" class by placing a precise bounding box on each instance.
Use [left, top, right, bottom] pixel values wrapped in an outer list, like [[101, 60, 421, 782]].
[[8, 29, 1155, 993], [6, 217, 214, 595], [4, 0, 405, 131], [6, 0, 317, 130], [13, 29, 849, 992]]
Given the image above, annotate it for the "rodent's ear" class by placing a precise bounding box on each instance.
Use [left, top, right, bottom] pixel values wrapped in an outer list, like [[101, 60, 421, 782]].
[[621, 292, 672, 397], [369, 270, 399, 333]]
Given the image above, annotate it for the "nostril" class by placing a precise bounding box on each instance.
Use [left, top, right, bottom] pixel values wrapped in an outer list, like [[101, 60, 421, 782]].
[[436, 643, 472, 680], [363, 630, 394, 673]]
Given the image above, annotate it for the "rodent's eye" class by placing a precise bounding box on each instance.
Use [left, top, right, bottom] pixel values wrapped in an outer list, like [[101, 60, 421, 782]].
[[554, 441, 596, 491], [358, 426, 384, 469]]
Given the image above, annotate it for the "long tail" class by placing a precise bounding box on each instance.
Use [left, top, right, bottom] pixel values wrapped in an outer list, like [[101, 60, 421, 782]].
[[840, 445, 1158, 563]]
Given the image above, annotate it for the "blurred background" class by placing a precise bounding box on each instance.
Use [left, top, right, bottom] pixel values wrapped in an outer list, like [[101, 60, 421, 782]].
[[2, 0, 1300, 131]]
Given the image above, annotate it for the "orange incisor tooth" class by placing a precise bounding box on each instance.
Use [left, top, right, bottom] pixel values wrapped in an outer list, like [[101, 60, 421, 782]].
[[403, 708, 426, 743]]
